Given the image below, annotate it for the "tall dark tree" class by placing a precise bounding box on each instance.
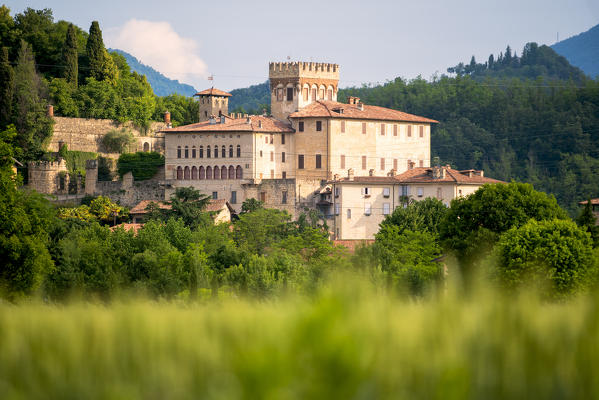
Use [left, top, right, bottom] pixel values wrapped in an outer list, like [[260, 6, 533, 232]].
[[11, 40, 53, 160], [86, 21, 104, 81], [576, 199, 599, 247], [0, 47, 13, 128], [62, 23, 78, 87]]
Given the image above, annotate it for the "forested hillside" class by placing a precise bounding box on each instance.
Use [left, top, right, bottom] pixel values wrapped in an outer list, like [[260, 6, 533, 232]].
[[552, 24, 599, 78], [228, 81, 270, 114], [109, 49, 197, 97]]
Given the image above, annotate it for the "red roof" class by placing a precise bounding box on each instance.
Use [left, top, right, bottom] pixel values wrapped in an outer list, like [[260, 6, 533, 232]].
[[579, 199, 599, 205], [162, 115, 294, 134], [110, 223, 144, 233], [332, 167, 503, 185], [289, 101, 438, 123], [194, 87, 232, 97]]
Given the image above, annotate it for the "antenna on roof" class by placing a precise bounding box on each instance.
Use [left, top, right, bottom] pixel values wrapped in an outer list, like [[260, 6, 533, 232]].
[[207, 75, 214, 81]]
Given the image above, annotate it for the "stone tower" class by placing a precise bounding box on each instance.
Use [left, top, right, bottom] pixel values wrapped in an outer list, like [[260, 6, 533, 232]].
[[195, 87, 232, 122], [269, 62, 340, 121]]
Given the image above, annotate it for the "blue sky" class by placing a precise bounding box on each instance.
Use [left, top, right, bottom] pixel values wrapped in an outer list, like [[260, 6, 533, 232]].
[[4, 0, 599, 91]]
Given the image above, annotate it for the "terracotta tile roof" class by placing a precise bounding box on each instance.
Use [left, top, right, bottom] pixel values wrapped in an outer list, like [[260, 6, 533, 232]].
[[110, 223, 144, 233], [205, 199, 228, 212], [130, 200, 170, 215], [194, 87, 232, 97], [579, 199, 599, 205], [332, 167, 503, 185], [162, 115, 294, 134], [289, 101, 438, 123]]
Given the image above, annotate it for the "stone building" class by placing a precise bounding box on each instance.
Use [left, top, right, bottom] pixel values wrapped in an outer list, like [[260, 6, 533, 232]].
[[196, 87, 232, 122], [163, 61, 440, 220]]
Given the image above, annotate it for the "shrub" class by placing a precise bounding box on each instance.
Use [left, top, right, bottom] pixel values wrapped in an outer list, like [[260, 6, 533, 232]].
[[102, 128, 134, 153], [117, 152, 164, 181]]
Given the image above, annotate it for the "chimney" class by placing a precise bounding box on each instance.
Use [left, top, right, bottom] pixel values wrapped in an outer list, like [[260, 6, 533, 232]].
[[47, 104, 54, 117], [348, 168, 354, 181], [164, 111, 171, 126], [357, 103, 364, 111], [369, 169, 374, 176], [209, 115, 216, 125], [220, 115, 226, 124], [246, 116, 251, 124], [333, 173, 340, 181], [262, 108, 267, 117], [388, 169, 396, 177]]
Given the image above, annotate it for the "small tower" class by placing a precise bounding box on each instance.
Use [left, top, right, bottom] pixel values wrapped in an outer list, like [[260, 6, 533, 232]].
[[194, 87, 232, 122], [269, 61, 340, 121]]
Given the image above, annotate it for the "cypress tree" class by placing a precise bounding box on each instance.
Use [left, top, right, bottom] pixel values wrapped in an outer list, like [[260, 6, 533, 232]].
[[0, 47, 14, 128], [86, 21, 105, 81], [62, 23, 78, 87]]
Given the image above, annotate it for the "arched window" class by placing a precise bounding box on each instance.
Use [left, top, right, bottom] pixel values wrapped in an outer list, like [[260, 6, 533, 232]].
[[221, 145, 226, 158], [311, 87, 317, 100], [229, 165, 235, 179], [229, 145, 233, 158], [177, 146, 181, 158], [214, 146, 218, 158], [192, 146, 196, 158], [184, 146, 189, 158], [319, 87, 324, 99], [184, 166, 190, 180], [199, 145, 203, 158], [176, 166, 183, 179], [236, 145, 241, 158], [221, 166, 227, 180], [207, 145, 211, 158], [236, 165, 243, 179], [327, 88, 333, 101], [143, 142, 150, 152], [206, 166, 212, 179], [214, 166, 220, 179], [191, 166, 197, 179], [199, 166, 205, 180]]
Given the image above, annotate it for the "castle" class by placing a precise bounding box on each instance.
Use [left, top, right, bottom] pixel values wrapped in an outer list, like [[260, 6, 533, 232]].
[[162, 61, 500, 239]]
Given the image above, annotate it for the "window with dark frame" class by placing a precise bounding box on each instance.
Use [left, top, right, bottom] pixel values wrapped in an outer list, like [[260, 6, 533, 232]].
[[316, 121, 322, 131], [298, 122, 304, 132], [298, 154, 304, 169], [282, 134, 285, 144], [282, 191, 287, 204], [231, 191, 237, 204], [177, 146, 181, 158], [315, 154, 322, 169], [287, 87, 293, 101], [184, 146, 189, 158], [282, 152, 286, 162], [212, 191, 218, 199]]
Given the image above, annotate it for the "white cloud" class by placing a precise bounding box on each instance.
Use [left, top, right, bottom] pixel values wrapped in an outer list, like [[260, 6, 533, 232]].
[[106, 19, 207, 90]]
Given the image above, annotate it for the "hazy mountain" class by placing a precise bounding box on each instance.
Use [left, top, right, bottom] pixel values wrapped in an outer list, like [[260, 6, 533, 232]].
[[109, 49, 198, 97], [552, 24, 599, 78]]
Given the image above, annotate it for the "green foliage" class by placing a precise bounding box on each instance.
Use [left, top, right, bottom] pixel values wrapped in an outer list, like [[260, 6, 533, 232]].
[[380, 197, 447, 237], [48, 78, 78, 116], [117, 151, 164, 181], [576, 200, 599, 247], [153, 94, 198, 126], [233, 208, 292, 255], [62, 149, 97, 175], [61, 23, 78, 87], [150, 187, 212, 230], [101, 128, 133, 153], [0, 46, 13, 128], [495, 219, 597, 298], [228, 81, 271, 115], [240, 197, 264, 214], [85, 21, 105, 81]]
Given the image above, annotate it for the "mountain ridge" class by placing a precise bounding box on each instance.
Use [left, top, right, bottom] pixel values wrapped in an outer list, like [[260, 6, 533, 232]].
[[551, 24, 599, 78]]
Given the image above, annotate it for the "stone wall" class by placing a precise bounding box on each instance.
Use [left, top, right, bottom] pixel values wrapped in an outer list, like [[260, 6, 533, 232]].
[[49, 116, 167, 156], [242, 178, 297, 216], [27, 159, 69, 194]]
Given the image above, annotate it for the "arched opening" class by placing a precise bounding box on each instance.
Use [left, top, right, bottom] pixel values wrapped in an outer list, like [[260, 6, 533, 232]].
[[206, 166, 212, 179], [199, 145, 204, 158], [191, 166, 197, 179], [214, 146, 218, 158], [229, 165, 235, 179], [327, 87, 333, 101], [184, 166, 190, 180], [229, 145, 233, 158], [221, 145, 226, 158], [143, 142, 150, 152], [192, 146, 196, 158], [184, 146, 189, 158], [214, 166, 220, 179], [199, 166, 205, 180], [176, 166, 183, 180], [236, 165, 243, 179], [207, 145, 211, 158], [221, 166, 227, 180], [236, 145, 241, 158], [177, 146, 181, 158]]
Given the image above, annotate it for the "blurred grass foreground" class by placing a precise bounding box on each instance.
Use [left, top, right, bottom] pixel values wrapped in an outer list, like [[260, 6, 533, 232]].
[[1, 280, 599, 399]]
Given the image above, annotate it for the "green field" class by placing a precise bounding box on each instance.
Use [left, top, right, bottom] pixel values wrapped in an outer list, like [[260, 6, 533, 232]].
[[1, 279, 598, 399]]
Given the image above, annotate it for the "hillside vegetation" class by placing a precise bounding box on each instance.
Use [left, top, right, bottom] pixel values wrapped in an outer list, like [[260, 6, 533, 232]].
[[552, 23, 599, 78]]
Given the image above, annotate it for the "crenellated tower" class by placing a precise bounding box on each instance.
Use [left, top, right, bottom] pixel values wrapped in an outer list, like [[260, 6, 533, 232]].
[[269, 61, 339, 121], [194, 87, 232, 122]]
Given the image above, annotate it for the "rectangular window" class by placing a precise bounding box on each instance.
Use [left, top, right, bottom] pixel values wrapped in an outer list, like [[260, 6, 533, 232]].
[[364, 203, 372, 216], [281, 134, 285, 144], [287, 87, 293, 101], [298, 121, 304, 132], [277, 88, 283, 101], [362, 187, 371, 197], [437, 187, 443, 199], [347, 208, 351, 219], [282, 191, 287, 204], [381, 123, 385, 135], [419, 125, 424, 137], [315, 154, 322, 169], [265, 136, 268, 144], [380, 158, 385, 170], [362, 156, 367, 170], [341, 120, 345, 133], [270, 151, 274, 161], [417, 187, 424, 197], [298, 154, 304, 169], [362, 122, 366, 134], [340, 154, 345, 169], [316, 121, 322, 131], [282, 152, 286, 162], [408, 125, 412, 137], [335, 203, 340, 215], [402, 185, 410, 197], [212, 191, 218, 200], [335, 187, 340, 197], [383, 187, 390, 197], [282, 171, 287, 179], [192, 148, 196, 158], [393, 124, 397, 136], [393, 159, 398, 170], [260, 192, 266, 203], [270, 135, 273, 144], [177, 147, 181, 158], [383, 203, 390, 215], [230, 191, 237, 204]]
